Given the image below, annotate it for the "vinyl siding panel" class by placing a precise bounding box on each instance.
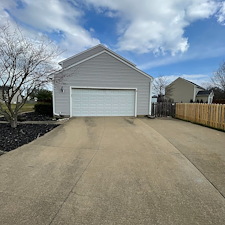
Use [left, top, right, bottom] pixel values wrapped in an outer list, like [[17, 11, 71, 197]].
[[62, 46, 104, 68], [54, 52, 151, 116]]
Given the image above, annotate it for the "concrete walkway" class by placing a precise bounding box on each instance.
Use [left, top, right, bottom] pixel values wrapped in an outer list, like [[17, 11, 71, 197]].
[[0, 117, 225, 225]]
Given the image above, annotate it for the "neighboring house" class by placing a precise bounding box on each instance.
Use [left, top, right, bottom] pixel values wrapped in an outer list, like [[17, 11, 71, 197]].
[[165, 77, 214, 103], [196, 90, 214, 103], [0, 86, 22, 104], [53, 44, 153, 117]]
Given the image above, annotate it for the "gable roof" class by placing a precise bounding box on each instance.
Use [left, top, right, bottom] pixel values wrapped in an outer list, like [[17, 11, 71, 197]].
[[55, 44, 153, 80], [181, 77, 204, 89], [168, 77, 205, 89], [59, 44, 136, 68]]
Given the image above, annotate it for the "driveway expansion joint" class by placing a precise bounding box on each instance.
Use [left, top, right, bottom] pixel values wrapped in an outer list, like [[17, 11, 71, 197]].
[[48, 118, 106, 225]]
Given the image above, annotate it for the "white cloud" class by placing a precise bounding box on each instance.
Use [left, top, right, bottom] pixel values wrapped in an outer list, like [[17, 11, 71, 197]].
[[186, 0, 218, 20], [217, 1, 225, 24], [85, 0, 220, 54], [0, 0, 100, 58], [0, 0, 15, 24], [1, 0, 225, 59]]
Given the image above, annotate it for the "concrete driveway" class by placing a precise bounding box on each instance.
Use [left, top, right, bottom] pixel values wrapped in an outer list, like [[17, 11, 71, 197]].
[[142, 117, 225, 198], [0, 117, 225, 225]]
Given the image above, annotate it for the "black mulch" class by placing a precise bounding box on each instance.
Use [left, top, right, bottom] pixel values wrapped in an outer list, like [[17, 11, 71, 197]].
[[0, 112, 55, 121], [0, 123, 59, 152]]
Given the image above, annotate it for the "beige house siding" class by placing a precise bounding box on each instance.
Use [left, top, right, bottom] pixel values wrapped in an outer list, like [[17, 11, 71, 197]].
[[166, 77, 214, 103], [196, 96, 208, 102], [196, 92, 214, 103], [166, 78, 195, 103], [0, 88, 22, 104]]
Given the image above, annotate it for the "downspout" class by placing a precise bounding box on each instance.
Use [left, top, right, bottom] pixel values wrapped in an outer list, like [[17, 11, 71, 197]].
[[149, 79, 153, 116], [53, 62, 63, 116], [52, 78, 56, 116]]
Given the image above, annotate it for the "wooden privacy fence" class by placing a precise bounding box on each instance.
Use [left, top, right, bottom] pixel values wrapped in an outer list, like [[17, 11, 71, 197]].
[[176, 103, 225, 131], [152, 102, 176, 117]]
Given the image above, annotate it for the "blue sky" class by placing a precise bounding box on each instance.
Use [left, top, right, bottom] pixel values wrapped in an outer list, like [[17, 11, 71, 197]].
[[1, 0, 225, 86]]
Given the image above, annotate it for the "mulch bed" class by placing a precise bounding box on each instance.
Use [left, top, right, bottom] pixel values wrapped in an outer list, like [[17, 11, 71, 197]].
[[0, 112, 61, 153], [0, 123, 59, 152], [0, 112, 55, 121]]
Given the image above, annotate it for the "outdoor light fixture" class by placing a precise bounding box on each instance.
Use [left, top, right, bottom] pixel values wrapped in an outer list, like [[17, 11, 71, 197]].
[[61, 86, 64, 93]]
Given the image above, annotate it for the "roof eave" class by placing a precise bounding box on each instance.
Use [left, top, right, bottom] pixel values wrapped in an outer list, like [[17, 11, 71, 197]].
[[58, 44, 136, 68]]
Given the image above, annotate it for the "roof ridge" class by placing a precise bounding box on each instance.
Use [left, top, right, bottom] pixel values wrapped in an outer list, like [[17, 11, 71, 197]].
[[59, 44, 136, 67], [59, 44, 104, 65], [178, 77, 205, 89]]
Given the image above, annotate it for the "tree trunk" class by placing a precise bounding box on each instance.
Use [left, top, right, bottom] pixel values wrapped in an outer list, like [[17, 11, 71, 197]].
[[10, 117, 18, 128]]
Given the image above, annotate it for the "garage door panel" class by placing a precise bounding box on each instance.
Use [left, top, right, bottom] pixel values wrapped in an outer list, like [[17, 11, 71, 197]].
[[71, 88, 135, 116]]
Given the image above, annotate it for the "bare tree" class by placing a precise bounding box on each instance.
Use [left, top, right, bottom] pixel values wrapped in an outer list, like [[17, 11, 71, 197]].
[[153, 76, 174, 102], [153, 76, 174, 101], [153, 76, 169, 96], [0, 23, 60, 127], [165, 83, 174, 101], [212, 62, 225, 93]]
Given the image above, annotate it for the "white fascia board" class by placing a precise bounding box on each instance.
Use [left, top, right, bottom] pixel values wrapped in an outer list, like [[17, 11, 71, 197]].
[[59, 44, 103, 64], [56, 50, 153, 80], [59, 44, 136, 67], [55, 51, 104, 75], [103, 47, 136, 67]]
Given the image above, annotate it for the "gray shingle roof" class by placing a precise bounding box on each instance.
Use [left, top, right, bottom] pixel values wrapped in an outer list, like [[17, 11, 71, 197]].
[[196, 90, 212, 96]]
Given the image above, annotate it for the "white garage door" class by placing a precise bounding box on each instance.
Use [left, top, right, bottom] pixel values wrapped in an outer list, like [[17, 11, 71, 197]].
[[71, 88, 136, 116]]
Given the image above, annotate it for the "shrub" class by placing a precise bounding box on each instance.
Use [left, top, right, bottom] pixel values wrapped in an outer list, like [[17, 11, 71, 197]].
[[36, 89, 52, 103], [34, 103, 53, 116], [213, 99, 225, 104]]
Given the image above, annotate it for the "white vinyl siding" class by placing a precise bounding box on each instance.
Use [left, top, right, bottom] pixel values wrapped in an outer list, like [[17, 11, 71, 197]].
[[71, 88, 135, 116], [54, 52, 151, 116]]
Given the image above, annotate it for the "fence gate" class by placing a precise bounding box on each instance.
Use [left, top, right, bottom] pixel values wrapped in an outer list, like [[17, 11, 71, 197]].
[[151, 102, 176, 117]]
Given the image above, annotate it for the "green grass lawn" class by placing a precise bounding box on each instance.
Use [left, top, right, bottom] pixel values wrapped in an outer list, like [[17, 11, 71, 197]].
[[0, 103, 35, 113]]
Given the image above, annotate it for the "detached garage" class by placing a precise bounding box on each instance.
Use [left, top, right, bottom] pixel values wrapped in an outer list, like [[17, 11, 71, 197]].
[[53, 44, 153, 117]]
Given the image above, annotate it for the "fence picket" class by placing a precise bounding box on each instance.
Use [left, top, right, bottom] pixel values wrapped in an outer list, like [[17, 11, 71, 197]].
[[151, 102, 176, 117], [176, 103, 225, 131]]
